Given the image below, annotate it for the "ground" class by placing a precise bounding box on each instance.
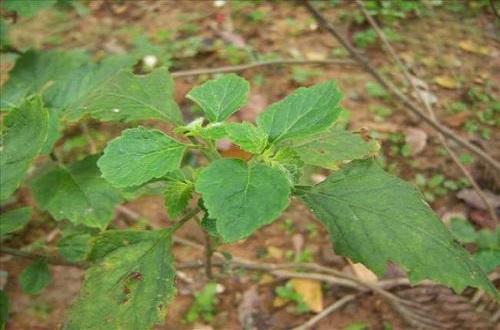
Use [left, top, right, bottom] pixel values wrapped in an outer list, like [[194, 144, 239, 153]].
[[0, 1, 499, 329]]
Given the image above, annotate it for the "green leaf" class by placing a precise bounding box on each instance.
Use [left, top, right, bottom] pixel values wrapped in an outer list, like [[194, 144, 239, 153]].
[[19, 259, 52, 295], [40, 108, 62, 155], [257, 81, 342, 143], [32, 155, 123, 229], [226, 122, 268, 154], [301, 160, 497, 296], [476, 228, 499, 250], [98, 127, 187, 187], [164, 180, 194, 219], [0, 50, 89, 109], [46, 55, 137, 120], [66, 229, 176, 330], [290, 126, 379, 169], [78, 68, 182, 124], [473, 250, 500, 273], [58, 233, 93, 262], [2, 0, 56, 17], [0, 97, 49, 201], [0, 207, 31, 239], [449, 218, 478, 244], [195, 159, 291, 242], [0, 290, 9, 330], [187, 74, 249, 122]]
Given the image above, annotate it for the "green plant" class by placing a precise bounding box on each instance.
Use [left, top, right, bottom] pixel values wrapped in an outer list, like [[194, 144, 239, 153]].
[[0, 43, 498, 330], [414, 173, 469, 202], [275, 282, 310, 314], [184, 282, 219, 323], [449, 218, 500, 273]]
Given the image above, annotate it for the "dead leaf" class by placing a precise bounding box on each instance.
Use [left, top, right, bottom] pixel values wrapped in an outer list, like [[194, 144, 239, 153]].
[[434, 76, 459, 89], [290, 278, 323, 313], [305, 50, 328, 61], [238, 285, 260, 330], [259, 274, 275, 285], [457, 189, 500, 211], [405, 128, 427, 155], [273, 296, 288, 308], [350, 262, 378, 284], [443, 112, 471, 127], [292, 234, 304, 254], [192, 324, 213, 330], [458, 40, 490, 56], [267, 246, 284, 260]]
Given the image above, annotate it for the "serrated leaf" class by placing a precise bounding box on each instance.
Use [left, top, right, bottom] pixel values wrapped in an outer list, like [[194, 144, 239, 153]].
[[0, 97, 49, 201], [98, 128, 187, 187], [164, 180, 193, 219], [290, 127, 379, 169], [301, 160, 497, 297], [58, 233, 93, 262], [257, 81, 342, 143], [265, 147, 304, 184], [226, 122, 268, 154], [187, 74, 249, 122], [47, 55, 137, 120], [196, 122, 228, 140], [0, 207, 31, 239], [2, 0, 56, 17], [19, 259, 52, 295], [40, 108, 62, 154], [0, 50, 89, 109], [78, 68, 182, 124], [66, 229, 176, 330], [31, 155, 123, 229], [195, 159, 290, 242]]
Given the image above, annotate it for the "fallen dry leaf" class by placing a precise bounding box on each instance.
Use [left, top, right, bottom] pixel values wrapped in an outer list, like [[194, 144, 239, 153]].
[[434, 76, 459, 89], [267, 246, 285, 260], [405, 127, 427, 155], [457, 189, 500, 211], [350, 262, 378, 284], [238, 285, 260, 330], [443, 112, 471, 127], [290, 278, 323, 313], [458, 40, 490, 56]]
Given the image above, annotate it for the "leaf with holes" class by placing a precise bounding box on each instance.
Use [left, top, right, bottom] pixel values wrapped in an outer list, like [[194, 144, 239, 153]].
[[66, 229, 176, 330]]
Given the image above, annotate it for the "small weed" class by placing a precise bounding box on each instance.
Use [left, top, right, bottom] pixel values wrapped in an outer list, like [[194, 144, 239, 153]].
[[275, 282, 310, 314], [184, 282, 219, 324]]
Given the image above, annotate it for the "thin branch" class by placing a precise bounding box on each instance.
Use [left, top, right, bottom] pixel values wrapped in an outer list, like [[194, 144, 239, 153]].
[[304, 1, 500, 172], [292, 294, 358, 330], [355, 0, 498, 223], [0, 247, 87, 268], [171, 58, 355, 77], [203, 230, 214, 279]]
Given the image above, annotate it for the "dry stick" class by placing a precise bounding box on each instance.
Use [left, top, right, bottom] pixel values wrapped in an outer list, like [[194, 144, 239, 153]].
[[303, 1, 500, 173], [170, 58, 355, 77], [354, 0, 498, 223], [291, 294, 358, 330]]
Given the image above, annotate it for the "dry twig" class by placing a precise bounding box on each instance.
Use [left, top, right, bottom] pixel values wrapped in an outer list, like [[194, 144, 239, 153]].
[[303, 1, 500, 173], [171, 58, 355, 77], [354, 0, 497, 223]]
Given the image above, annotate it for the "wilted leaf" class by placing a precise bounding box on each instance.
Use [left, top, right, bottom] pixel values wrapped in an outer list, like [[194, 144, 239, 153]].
[[434, 76, 459, 89], [290, 278, 323, 313]]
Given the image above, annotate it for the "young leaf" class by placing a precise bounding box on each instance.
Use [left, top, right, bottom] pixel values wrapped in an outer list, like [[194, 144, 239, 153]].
[[301, 160, 497, 297], [226, 122, 268, 154], [187, 74, 250, 122], [98, 127, 187, 187], [164, 180, 194, 219], [195, 159, 291, 242], [31, 155, 123, 229], [0, 207, 31, 239], [257, 81, 342, 143], [474, 250, 500, 273], [290, 126, 379, 169], [0, 50, 89, 109], [58, 233, 93, 262], [19, 259, 52, 295], [0, 97, 48, 201], [79, 68, 183, 124], [66, 229, 176, 330]]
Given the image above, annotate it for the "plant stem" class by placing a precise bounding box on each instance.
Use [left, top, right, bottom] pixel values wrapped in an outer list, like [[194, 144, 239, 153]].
[[170, 207, 202, 233], [0, 247, 87, 268], [204, 231, 214, 279]]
